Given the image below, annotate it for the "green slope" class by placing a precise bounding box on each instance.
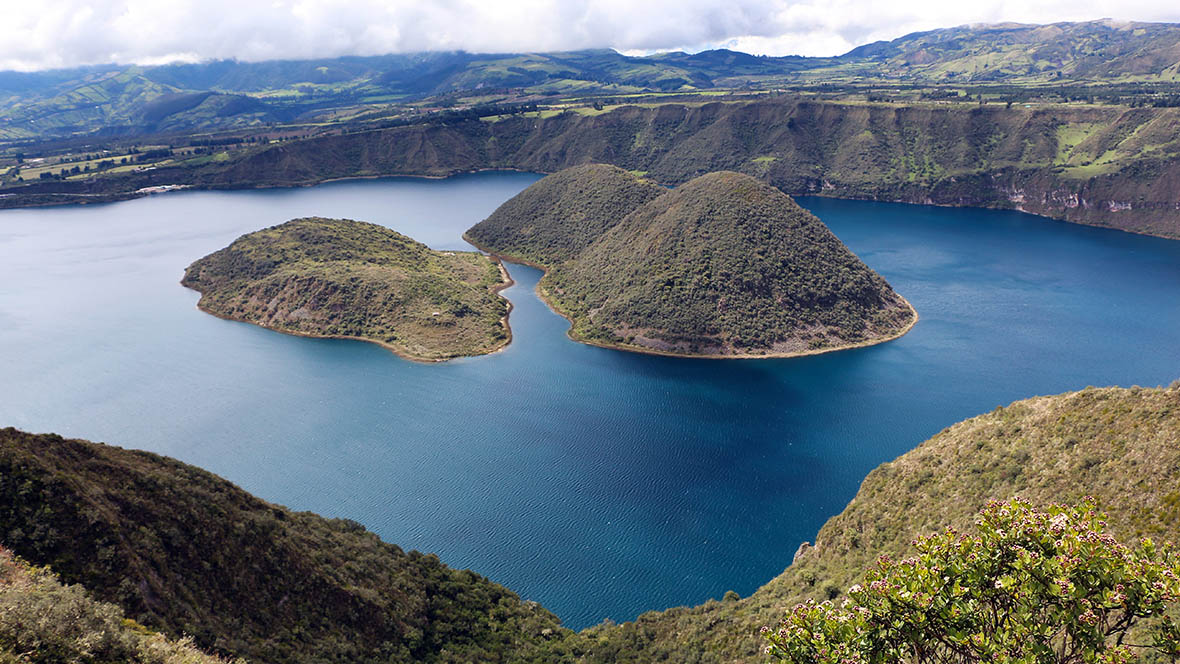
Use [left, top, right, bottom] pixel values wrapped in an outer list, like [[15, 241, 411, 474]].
[[0, 427, 568, 664], [470, 168, 915, 357], [843, 19, 1180, 83], [464, 163, 666, 265], [574, 383, 1180, 662], [182, 217, 510, 361]]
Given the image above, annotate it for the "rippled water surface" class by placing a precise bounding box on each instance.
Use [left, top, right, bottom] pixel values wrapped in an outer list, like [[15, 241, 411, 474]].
[[2, 173, 1179, 629]]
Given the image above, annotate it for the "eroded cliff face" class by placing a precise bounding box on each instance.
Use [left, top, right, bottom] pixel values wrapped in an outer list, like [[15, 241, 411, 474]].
[[8, 99, 1180, 238]]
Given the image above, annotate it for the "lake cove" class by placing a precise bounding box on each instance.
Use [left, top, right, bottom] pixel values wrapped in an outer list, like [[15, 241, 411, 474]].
[[0, 172, 1178, 629]]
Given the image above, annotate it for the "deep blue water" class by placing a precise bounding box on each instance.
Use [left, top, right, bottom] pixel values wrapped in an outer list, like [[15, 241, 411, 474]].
[[2, 173, 1179, 630]]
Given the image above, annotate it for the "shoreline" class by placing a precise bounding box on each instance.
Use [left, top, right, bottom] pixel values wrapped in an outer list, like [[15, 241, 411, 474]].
[[182, 262, 514, 364], [462, 234, 920, 361]]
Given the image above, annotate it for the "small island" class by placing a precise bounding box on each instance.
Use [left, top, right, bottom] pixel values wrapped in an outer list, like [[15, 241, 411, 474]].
[[466, 165, 917, 358], [183, 217, 512, 361]]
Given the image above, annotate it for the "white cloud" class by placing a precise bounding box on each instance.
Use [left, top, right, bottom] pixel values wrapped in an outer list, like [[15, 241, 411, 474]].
[[0, 0, 1178, 71]]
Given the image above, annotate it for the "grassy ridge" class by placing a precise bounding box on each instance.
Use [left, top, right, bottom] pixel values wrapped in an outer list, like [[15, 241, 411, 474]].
[[573, 383, 1180, 662], [182, 217, 510, 361], [842, 20, 1180, 84], [0, 427, 568, 664]]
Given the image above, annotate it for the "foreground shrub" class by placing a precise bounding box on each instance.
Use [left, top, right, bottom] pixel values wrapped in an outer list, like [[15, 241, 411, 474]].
[[763, 498, 1180, 663]]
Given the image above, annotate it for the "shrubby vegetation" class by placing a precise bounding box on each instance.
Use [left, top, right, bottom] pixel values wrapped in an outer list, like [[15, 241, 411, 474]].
[[0, 428, 568, 663], [469, 167, 914, 356], [183, 217, 510, 361], [763, 499, 1180, 663], [0, 546, 237, 664]]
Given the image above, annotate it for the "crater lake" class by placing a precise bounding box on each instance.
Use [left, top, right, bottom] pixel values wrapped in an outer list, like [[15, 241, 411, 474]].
[[1, 171, 1178, 629]]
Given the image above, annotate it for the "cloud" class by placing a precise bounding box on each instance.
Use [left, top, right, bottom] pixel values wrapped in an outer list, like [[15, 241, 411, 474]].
[[0, 0, 1179, 71]]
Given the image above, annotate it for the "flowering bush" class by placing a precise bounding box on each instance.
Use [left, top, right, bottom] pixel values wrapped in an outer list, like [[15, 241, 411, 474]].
[[762, 498, 1180, 663]]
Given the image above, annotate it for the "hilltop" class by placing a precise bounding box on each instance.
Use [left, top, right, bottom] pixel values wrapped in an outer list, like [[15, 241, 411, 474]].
[[182, 217, 511, 361], [463, 164, 665, 265], [0, 427, 569, 664], [573, 382, 1180, 662], [469, 168, 916, 357]]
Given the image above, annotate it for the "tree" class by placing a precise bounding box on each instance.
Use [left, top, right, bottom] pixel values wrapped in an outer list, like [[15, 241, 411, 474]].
[[762, 499, 1180, 664]]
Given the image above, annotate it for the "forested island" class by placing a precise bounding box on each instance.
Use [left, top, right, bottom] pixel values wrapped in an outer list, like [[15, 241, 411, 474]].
[[467, 165, 916, 357], [182, 217, 511, 361]]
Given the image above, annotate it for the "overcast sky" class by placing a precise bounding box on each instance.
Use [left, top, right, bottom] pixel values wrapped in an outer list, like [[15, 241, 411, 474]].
[[3, 0, 1180, 72]]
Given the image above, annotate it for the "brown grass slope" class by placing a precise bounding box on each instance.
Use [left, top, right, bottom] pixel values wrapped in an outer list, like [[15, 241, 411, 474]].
[[540, 171, 915, 356], [0, 428, 568, 664], [182, 217, 510, 361], [573, 383, 1180, 663]]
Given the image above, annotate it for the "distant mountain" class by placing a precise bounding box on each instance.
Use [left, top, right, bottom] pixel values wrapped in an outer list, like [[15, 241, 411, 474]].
[[3, 19, 1180, 140], [842, 19, 1180, 82], [0, 427, 567, 664], [468, 167, 915, 357], [183, 217, 511, 361]]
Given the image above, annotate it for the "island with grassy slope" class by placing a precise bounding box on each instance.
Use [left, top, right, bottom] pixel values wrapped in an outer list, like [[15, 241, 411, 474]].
[[182, 217, 511, 362], [466, 165, 916, 358]]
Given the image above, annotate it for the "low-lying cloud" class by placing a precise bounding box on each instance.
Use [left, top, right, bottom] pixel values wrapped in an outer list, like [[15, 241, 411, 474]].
[[3, 0, 1180, 72]]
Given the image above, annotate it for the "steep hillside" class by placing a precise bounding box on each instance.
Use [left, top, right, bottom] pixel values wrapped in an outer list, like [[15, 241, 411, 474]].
[[182, 217, 510, 361], [575, 383, 1180, 663], [498, 170, 915, 356], [16, 98, 1180, 238], [464, 163, 665, 265], [0, 427, 568, 664], [0, 546, 237, 664]]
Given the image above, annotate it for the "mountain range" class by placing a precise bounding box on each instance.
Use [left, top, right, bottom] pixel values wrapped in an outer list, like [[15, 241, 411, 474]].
[[3, 19, 1180, 141]]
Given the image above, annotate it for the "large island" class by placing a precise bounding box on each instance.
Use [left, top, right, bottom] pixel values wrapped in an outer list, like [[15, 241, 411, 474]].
[[466, 165, 917, 358], [183, 217, 512, 361]]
